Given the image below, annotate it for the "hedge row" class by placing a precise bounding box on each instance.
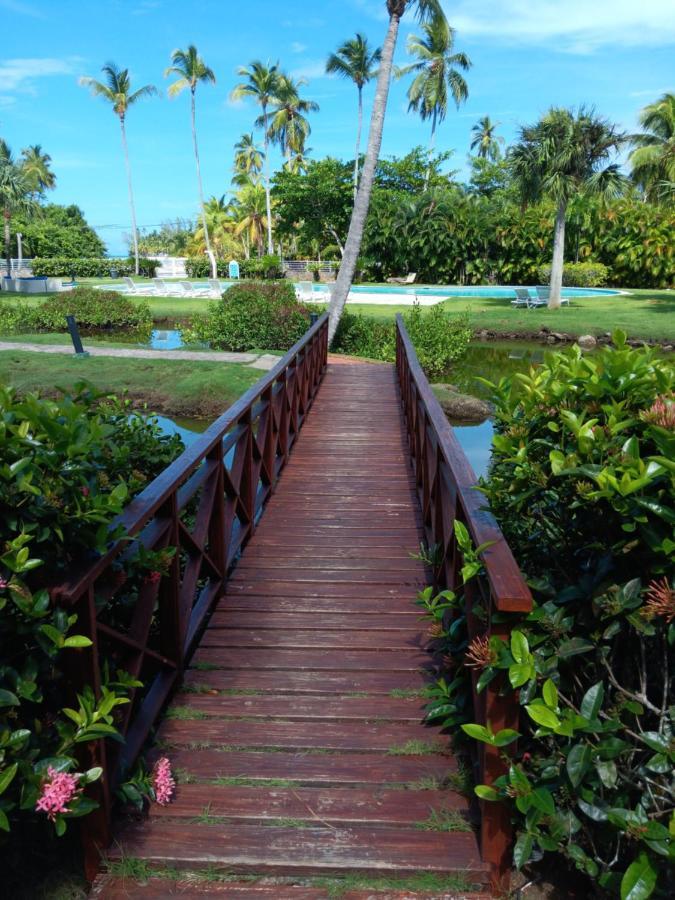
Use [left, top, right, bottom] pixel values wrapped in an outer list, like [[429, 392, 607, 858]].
[[537, 261, 610, 287], [185, 255, 283, 279], [31, 258, 160, 278]]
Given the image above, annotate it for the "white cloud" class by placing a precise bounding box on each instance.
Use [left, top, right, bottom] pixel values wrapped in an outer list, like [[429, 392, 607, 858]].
[[444, 1, 675, 52], [291, 42, 307, 54], [132, 0, 161, 16], [0, 57, 81, 93]]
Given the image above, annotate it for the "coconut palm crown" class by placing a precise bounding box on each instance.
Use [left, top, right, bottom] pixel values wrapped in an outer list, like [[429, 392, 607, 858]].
[[165, 45, 217, 275], [509, 106, 626, 308], [326, 33, 381, 203], [629, 92, 675, 204], [79, 63, 157, 274], [470, 116, 504, 161], [231, 61, 281, 254]]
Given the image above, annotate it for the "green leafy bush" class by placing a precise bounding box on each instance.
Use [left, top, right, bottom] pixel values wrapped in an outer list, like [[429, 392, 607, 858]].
[[0, 385, 183, 839], [456, 335, 674, 895], [332, 304, 471, 377], [538, 261, 610, 287], [32, 258, 159, 278], [188, 281, 311, 351], [185, 257, 229, 278], [32, 287, 152, 335], [332, 312, 397, 361]]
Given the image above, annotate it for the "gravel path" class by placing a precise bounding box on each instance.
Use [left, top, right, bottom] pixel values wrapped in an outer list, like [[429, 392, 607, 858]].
[[0, 341, 282, 368]]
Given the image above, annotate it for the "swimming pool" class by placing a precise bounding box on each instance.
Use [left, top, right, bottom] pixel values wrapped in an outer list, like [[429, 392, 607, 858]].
[[312, 284, 620, 298]]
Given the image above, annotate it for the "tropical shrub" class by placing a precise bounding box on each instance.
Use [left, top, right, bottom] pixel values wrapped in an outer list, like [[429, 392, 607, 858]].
[[32, 287, 152, 335], [188, 281, 311, 351], [403, 305, 472, 378], [0, 385, 183, 839], [11, 204, 105, 259], [453, 336, 674, 896], [332, 312, 397, 361], [185, 257, 230, 278], [32, 258, 159, 278], [538, 261, 609, 287], [240, 255, 283, 280], [332, 305, 471, 377]]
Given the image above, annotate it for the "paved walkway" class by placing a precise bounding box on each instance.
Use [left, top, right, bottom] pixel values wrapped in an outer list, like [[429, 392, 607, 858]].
[[0, 341, 282, 370]]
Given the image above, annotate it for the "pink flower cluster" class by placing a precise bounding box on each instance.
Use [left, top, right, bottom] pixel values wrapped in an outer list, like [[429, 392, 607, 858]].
[[152, 756, 175, 806], [36, 767, 81, 821], [640, 395, 675, 429]]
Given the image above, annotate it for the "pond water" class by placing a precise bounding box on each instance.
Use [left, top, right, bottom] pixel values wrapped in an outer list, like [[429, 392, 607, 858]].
[[150, 341, 548, 481]]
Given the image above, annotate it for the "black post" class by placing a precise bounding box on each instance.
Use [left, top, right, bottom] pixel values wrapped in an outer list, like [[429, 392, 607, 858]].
[[309, 312, 319, 327], [66, 315, 89, 357]]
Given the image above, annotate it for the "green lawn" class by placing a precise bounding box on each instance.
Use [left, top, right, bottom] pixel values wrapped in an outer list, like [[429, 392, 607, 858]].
[[2, 281, 673, 340], [0, 351, 262, 418]]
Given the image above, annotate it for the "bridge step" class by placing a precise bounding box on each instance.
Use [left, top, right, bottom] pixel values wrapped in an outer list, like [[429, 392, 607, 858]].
[[168, 693, 424, 721]]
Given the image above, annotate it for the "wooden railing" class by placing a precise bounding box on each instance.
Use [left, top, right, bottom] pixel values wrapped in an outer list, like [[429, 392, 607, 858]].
[[395, 315, 532, 890], [51, 313, 329, 867]]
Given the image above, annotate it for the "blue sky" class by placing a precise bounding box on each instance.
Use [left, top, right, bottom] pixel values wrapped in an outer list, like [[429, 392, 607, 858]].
[[1, 0, 673, 255]]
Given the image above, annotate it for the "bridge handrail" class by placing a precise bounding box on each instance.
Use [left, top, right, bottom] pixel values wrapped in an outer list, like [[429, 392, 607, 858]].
[[395, 313, 532, 889], [50, 312, 329, 860]]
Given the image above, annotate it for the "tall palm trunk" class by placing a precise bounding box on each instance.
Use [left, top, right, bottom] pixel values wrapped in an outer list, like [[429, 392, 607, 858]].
[[119, 115, 140, 276], [328, 12, 401, 342], [548, 199, 567, 309], [424, 108, 437, 190], [262, 103, 274, 255], [191, 87, 216, 278], [353, 85, 364, 205], [3, 209, 11, 283]]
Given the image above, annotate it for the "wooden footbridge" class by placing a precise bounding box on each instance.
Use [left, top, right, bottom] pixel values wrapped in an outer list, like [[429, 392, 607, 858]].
[[56, 313, 531, 898]]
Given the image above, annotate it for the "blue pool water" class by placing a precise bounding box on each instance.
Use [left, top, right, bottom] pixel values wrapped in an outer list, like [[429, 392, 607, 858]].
[[312, 284, 620, 298]]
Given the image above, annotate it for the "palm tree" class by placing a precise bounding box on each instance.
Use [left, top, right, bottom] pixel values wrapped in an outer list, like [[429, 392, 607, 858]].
[[231, 61, 281, 255], [326, 33, 381, 204], [264, 74, 319, 161], [233, 182, 269, 257], [629, 92, 675, 204], [20, 144, 56, 198], [328, 0, 446, 341], [0, 141, 34, 280], [397, 17, 471, 185], [510, 107, 626, 309], [191, 195, 241, 259], [286, 147, 311, 175], [233, 133, 264, 185], [80, 63, 157, 275], [165, 45, 217, 276], [470, 116, 503, 161]]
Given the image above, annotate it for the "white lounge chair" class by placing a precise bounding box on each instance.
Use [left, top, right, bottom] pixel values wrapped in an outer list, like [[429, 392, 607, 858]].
[[386, 272, 417, 285], [208, 278, 224, 296], [152, 278, 183, 296], [179, 280, 210, 297], [122, 276, 144, 294], [511, 288, 532, 308], [294, 281, 315, 302], [535, 285, 569, 307]]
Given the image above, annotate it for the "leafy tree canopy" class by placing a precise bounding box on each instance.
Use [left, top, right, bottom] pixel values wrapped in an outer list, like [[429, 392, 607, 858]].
[[11, 204, 105, 258]]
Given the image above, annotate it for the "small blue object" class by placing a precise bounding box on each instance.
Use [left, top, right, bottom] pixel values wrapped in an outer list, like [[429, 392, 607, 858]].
[[228, 260, 240, 279]]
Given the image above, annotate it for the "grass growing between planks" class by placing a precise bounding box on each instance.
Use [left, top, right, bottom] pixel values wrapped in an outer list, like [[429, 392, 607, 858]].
[[0, 351, 261, 418], [103, 858, 477, 896]]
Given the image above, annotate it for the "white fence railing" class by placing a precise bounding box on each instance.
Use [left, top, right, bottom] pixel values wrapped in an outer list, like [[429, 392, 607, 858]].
[[283, 260, 338, 278], [1, 258, 34, 276], [147, 256, 188, 277]]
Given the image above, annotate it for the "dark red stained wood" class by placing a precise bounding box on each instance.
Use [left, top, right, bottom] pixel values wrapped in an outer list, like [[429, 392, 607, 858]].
[[198, 628, 425, 650], [149, 784, 469, 822], [182, 669, 427, 695], [168, 693, 424, 721], [158, 719, 447, 753], [155, 748, 459, 785], [191, 648, 433, 672], [91, 878, 493, 899], [207, 611, 420, 630], [107, 821, 489, 879], [106, 358, 490, 887]]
